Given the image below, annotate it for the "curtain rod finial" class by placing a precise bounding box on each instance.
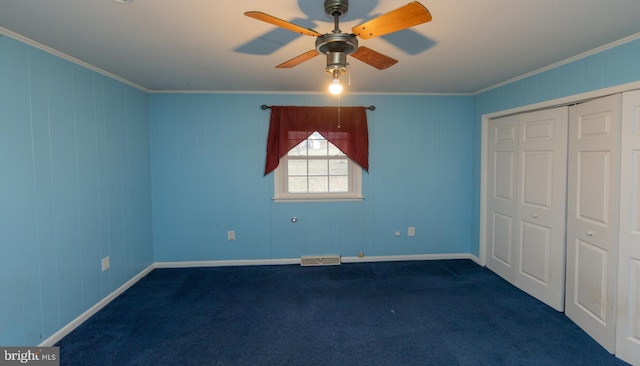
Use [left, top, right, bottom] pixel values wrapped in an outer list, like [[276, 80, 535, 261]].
[[261, 105, 270, 110]]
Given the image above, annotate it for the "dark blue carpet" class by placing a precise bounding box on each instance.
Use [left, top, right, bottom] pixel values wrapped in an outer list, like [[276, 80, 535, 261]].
[[56, 260, 628, 365]]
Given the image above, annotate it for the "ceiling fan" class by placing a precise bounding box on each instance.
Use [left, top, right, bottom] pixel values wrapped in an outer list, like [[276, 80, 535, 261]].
[[244, 1, 432, 93]]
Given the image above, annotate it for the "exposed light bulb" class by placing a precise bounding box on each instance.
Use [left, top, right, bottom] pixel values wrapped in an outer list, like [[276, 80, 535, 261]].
[[329, 78, 343, 95]]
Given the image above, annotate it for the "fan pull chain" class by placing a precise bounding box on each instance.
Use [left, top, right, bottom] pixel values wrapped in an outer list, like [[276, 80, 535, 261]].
[[337, 93, 341, 128]]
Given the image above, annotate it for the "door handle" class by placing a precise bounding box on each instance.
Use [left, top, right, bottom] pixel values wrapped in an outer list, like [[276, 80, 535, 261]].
[[586, 231, 593, 237], [532, 213, 539, 219]]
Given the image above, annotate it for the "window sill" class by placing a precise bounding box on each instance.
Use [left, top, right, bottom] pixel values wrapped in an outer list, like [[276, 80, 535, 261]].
[[273, 195, 364, 203]]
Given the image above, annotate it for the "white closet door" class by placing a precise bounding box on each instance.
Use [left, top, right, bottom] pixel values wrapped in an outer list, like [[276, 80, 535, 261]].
[[514, 107, 568, 311], [487, 115, 519, 283], [616, 90, 640, 365], [486, 108, 568, 311], [566, 94, 621, 353]]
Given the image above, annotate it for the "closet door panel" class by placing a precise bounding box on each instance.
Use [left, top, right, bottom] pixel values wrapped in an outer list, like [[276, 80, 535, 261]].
[[519, 221, 551, 282], [566, 94, 621, 353], [485, 107, 568, 311], [486, 116, 519, 282], [616, 90, 640, 365], [514, 107, 568, 311]]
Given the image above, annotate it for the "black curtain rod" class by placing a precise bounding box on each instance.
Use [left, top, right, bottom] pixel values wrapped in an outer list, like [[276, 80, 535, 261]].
[[261, 104, 375, 111]]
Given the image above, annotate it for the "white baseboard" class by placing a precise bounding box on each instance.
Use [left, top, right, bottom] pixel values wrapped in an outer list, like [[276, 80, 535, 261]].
[[341, 253, 479, 264], [155, 253, 480, 268], [154, 258, 300, 268], [39, 264, 155, 347], [40, 253, 480, 346]]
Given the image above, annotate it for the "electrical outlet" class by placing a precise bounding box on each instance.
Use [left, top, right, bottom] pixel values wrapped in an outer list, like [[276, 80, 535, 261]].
[[227, 230, 236, 241], [101, 256, 110, 272], [408, 227, 415, 236]]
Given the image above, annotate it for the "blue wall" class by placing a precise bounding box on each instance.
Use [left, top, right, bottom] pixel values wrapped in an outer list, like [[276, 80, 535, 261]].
[[4, 28, 640, 347], [150, 93, 475, 261], [469, 37, 640, 256], [0, 35, 153, 345]]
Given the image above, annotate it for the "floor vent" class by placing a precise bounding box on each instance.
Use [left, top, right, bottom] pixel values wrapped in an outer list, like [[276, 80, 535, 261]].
[[300, 255, 341, 266]]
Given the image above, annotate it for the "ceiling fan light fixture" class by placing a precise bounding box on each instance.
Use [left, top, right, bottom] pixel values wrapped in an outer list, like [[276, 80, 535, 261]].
[[329, 77, 343, 95], [326, 55, 346, 94]]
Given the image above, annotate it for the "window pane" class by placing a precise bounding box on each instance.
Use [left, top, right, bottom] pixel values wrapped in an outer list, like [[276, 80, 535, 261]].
[[308, 139, 327, 156], [309, 176, 328, 192], [288, 160, 307, 175], [288, 140, 307, 156], [277, 130, 361, 200], [308, 160, 328, 175], [329, 159, 348, 175], [328, 143, 345, 156], [329, 175, 348, 192], [288, 177, 307, 193]]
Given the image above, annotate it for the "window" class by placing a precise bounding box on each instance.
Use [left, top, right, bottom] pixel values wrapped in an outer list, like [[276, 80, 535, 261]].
[[264, 106, 369, 201], [274, 132, 362, 201]]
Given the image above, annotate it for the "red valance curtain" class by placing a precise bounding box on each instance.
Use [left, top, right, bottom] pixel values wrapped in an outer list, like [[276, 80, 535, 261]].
[[264, 106, 369, 175]]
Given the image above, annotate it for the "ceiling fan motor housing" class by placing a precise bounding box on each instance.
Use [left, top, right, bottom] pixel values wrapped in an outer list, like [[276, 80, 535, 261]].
[[316, 33, 357, 75], [325, 52, 348, 76], [315, 33, 358, 55]]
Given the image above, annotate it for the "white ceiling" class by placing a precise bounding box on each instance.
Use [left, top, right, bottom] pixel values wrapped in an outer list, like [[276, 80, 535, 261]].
[[1, 0, 640, 94]]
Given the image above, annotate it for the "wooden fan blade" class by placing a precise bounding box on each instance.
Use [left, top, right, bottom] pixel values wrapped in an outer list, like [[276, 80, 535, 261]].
[[244, 11, 322, 37], [351, 46, 398, 70], [276, 50, 319, 68], [352, 2, 432, 40]]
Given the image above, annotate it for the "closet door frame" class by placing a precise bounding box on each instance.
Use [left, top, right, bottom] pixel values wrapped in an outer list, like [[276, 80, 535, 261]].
[[480, 81, 640, 265], [479, 81, 640, 361]]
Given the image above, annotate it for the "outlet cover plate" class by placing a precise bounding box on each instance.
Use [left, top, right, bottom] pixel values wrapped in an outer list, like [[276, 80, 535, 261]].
[[101, 256, 110, 272]]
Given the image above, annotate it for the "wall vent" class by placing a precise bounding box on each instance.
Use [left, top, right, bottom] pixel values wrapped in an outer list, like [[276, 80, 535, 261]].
[[300, 255, 341, 266]]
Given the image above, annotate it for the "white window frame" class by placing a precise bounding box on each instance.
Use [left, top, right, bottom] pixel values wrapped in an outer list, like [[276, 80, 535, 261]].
[[273, 134, 363, 202]]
